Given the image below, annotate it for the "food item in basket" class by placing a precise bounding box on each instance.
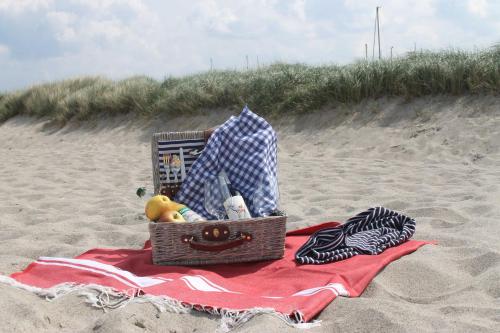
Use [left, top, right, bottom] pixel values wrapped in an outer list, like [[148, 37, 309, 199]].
[[158, 210, 186, 223], [145, 195, 204, 222], [145, 195, 181, 221]]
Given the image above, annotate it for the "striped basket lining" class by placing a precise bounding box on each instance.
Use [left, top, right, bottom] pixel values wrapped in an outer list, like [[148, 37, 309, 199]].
[[152, 131, 205, 195]]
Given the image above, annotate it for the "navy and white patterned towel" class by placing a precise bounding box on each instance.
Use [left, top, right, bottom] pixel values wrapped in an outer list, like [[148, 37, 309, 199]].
[[175, 106, 278, 219], [295, 207, 416, 264]]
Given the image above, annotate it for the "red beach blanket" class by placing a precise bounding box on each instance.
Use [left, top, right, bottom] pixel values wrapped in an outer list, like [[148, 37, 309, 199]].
[[6, 222, 430, 328]]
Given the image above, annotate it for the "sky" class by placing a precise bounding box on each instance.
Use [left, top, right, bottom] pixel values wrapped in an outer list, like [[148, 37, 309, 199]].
[[0, 0, 499, 91]]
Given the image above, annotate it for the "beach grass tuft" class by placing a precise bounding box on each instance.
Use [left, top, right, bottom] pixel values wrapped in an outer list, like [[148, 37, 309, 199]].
[[1, 47, 498, 123]]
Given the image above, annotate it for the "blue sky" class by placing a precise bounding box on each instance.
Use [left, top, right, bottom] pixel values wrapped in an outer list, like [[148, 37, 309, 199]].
[[0, 0, 498, 91]]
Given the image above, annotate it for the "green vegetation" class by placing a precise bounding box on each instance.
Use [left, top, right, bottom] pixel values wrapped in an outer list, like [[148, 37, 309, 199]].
[[1, 48, 498, 123]]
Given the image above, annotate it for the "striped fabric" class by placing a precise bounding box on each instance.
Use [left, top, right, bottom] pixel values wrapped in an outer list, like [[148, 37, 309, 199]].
[[157, 138, 205, 185], [295, 207, 416, 264]]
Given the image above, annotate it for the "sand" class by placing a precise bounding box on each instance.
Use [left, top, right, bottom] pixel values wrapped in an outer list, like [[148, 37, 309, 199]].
[[0, 96, 499, 332]]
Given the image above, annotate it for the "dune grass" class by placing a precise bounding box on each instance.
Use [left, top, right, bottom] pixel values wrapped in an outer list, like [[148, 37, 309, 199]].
[[0, 47, 498, 123]]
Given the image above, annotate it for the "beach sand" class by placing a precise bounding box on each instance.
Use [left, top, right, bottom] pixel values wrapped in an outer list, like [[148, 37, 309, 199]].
[[0, 96, 499, 332]]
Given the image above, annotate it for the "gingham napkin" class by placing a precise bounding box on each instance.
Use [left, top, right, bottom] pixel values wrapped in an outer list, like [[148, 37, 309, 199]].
[[175, 106, 278, 219]]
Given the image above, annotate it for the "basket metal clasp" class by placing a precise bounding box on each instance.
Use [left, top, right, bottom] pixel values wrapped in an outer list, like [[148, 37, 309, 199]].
[[201, 225, 230, 241]]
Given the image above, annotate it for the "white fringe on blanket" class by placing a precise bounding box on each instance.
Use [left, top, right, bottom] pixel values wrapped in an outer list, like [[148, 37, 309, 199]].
[[0, 275, 320, 332]]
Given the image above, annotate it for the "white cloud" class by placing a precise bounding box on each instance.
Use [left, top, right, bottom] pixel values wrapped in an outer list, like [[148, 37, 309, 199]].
[[85, 19, 126, 42], [341, 0, 500, 58], [0, 0, 53, 13], [192, 1, 239, 34], [291, 0, 307, 22], [68, 0, 136, 11], [467, 0, 488, 17], [46, 11, 78, 42], [0, 0, 499, 91], [0, 44, 9, 56]]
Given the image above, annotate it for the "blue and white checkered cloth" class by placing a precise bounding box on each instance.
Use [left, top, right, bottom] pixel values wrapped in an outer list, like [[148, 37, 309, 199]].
[[175, 106, 278, 219]]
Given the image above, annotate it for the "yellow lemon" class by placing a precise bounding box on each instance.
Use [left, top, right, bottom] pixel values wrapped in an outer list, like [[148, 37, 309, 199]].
[[145, 195, 172, 221]]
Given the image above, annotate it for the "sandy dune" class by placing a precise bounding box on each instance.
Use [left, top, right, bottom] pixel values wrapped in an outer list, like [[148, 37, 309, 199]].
[[0, 96, 499, 332]]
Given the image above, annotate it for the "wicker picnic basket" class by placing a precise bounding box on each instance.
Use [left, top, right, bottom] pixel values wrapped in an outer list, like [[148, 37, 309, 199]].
[[149, 130, 286, 266]]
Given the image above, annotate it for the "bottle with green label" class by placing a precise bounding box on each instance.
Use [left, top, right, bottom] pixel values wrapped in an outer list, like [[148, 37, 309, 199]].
[[178, 205, 205, 222]]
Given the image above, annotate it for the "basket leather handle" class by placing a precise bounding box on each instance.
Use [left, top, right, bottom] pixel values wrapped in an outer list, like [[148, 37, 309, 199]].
[[181, 232, 252, 252]]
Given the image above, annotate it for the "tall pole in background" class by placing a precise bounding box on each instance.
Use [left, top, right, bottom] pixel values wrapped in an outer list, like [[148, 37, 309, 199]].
[[246, 55, 249, 70], [390, 46, 393, 60], [365, 43, 368, 60], [372, 10, 377, 60], [376, 6, 381, 60], [210, 57, 213, 71]]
